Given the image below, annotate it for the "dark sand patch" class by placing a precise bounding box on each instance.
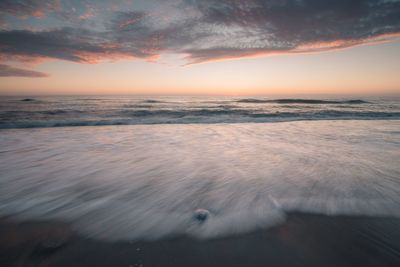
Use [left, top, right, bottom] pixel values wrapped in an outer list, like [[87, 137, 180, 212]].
[[1, 213, 400, 267]]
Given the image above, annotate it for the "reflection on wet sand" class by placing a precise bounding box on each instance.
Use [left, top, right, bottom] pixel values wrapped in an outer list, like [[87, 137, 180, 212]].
[[1, 213, 400, 267]]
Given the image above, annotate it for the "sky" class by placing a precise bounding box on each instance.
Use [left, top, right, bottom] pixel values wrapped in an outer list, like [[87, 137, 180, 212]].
[[0, 0, 400, 95]]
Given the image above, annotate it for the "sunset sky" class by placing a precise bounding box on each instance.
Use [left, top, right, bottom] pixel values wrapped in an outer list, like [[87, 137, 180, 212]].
[[1, 0, 400, 95]]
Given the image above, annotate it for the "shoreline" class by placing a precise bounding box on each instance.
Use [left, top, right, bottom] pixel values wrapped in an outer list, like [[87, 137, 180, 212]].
[[2, 212, 400, 267]]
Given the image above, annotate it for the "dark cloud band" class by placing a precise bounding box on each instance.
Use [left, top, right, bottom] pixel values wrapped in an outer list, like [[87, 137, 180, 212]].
[[0, 0, 400, 76]]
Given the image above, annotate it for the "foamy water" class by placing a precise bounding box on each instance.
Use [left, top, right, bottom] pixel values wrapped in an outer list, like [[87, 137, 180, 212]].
[[0, 120, 399, 241]]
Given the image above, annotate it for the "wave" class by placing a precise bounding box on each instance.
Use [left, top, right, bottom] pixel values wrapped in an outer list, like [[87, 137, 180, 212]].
[[119, 108, 245, 117], [1, 110, 399, 129], [41, 109, 69, 115], [122, 104, 153, 108], [142, 99, 166, 103], [1, 97, 398, 129], [237, 98, 369, 104], [118, 109, 398, 118]]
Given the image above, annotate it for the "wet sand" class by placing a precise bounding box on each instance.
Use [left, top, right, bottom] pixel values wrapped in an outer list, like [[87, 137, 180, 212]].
[[1, 213, 400, 267]]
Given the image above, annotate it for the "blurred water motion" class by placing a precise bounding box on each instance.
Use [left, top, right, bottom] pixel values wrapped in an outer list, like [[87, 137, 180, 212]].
[[0, 120, 399, 241]]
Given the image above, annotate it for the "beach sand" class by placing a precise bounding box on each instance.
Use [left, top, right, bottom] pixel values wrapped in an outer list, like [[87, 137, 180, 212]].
[[1, 213, 400, 267]]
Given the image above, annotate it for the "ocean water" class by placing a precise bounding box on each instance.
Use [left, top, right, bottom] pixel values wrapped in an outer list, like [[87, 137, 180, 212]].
[[0, 96, 399, 241], [0, 96, 399, 128]]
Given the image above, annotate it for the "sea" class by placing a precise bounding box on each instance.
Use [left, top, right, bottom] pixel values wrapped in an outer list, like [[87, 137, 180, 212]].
[[0, 95, 399, 241], [0, 96, 399, 128]]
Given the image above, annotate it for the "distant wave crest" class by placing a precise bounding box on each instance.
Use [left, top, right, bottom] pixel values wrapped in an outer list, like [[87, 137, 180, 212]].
[[237, 98, 369, 104]]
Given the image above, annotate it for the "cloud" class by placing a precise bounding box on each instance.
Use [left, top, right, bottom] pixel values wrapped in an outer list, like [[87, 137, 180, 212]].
[[0, 0, 60, 19], [173, 0, 400, 62], [79, 6, 95, 21], [0, 28, 146, 63], [0, 64, 48, 77], [98, 0, 400, 63], [0, 0, 400, 76]]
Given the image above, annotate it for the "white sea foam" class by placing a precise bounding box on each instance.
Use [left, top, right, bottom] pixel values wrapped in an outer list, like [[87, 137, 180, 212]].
[[0, 121, 399, 241]]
